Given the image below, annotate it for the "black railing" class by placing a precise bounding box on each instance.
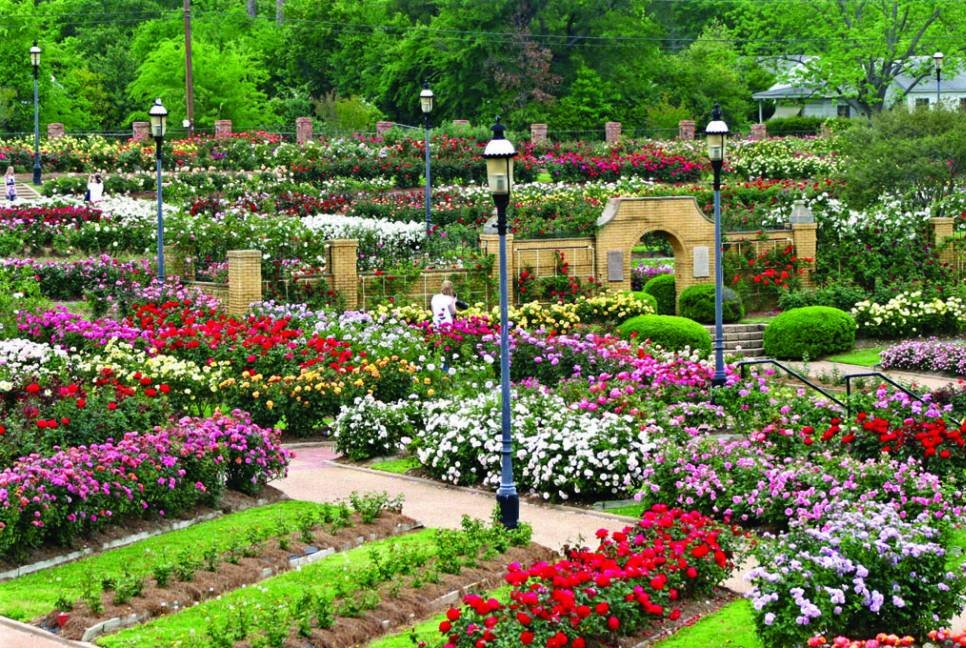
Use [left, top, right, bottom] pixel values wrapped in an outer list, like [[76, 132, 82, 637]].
[[843, 372, 922, 406], [736, 359, 846, 409]]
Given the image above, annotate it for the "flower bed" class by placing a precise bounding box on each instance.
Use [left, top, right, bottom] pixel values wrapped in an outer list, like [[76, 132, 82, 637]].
[[440, 505, 741, 647], [0, 410, 289, 561], [750, 501, 966, 647], [881, 339, 966, 376], [851, 291, 966, 339]]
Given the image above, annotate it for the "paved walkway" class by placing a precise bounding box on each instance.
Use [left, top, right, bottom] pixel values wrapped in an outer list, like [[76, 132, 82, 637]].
[[765, 359, 958, 393]]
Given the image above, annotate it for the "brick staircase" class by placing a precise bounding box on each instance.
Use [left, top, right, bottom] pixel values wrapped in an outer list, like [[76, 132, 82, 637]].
[[703, 323, 766, 359]]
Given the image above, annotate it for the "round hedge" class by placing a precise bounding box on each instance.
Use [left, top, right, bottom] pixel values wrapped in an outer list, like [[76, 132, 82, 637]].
[[763, 306, 857, 360], [630, 290, 659, 312], [643, 274, 676, 315], [617, 314, 712, 356], [677, 284, 745, 324]]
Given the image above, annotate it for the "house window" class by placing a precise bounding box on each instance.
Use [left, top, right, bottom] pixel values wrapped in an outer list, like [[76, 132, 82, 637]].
[[916, 98, 931, 109], [837, 104, 850, 118]]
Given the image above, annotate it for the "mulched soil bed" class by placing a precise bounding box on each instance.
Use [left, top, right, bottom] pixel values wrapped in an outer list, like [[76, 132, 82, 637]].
[[40, 510, 420, 641], [0, 485, 287, 572], [259, 543, 558, 648]]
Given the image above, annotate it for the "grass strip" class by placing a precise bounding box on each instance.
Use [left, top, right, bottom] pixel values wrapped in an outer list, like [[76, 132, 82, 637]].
[[99, 529, 436, 647], [370, 457, 419, 474], [826, 347, 882, 367], [607, 503, 645, 518], [0, 500, 328, 621], [367, 585, 512, 648], [654, 599, 762, 648]]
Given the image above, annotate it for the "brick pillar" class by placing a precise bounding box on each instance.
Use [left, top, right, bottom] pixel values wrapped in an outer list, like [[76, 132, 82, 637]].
[[47, 123, 65, 139], [605, 122, 621, 143], [214, 120, 233, 138], [678, 120, 696, 141], [791, 223, 818, 288], [749, 123, 767, 141], [375, 121, 394, 136], [931, 217, 956, 269], [295, 117, 313, 145], [162, 245, 184, 279], [328, 239, 359, 310], [452, 120, 470, 128], [132, 121, 150, 140], [226, 250, 262, 316], [530, 123, 548, 144]]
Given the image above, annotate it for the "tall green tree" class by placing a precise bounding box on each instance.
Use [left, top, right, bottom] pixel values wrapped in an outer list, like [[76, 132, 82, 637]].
[[732, 0, 966, 116]]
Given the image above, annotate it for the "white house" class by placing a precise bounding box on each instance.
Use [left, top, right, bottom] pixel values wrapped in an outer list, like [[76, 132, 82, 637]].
[[752, 56, 966, 121]]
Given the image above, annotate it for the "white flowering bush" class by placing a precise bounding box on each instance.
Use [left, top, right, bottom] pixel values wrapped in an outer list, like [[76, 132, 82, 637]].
[[416, 387, 656, 500], [0, 338, 68, 389], [729, 137, 842, 180], [74, 340, 226, 405], [332, 394, 416, 461], [851, 291, 966, 339]]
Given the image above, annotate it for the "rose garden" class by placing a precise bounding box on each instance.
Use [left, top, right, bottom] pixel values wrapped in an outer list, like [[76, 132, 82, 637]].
[[2, 109, 966, 648]]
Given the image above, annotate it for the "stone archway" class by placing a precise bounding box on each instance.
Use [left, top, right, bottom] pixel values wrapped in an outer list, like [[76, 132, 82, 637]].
[[595, 197, 717, 302]]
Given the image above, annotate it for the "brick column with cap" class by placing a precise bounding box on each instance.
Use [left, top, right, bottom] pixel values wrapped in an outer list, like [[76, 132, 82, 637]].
[[605, 122, 621, 143], [530, 123, 548, 144], [328, 239, 359, 310], [214, 120, 233, 139], [296, 117, 313, 145], [791, 223, 818, 288], [226, 250, 262, 316], [376, 121, 394, 136], [750, 123, 767, 141], [678, 120, 696, 141], [47, 123, 65, 139], [132, 122, 150, 140], [932, 217, 956, 270]]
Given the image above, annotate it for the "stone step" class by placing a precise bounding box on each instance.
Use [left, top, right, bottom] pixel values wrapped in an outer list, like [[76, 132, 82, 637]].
[[718, 332, 765, 342], [703, 323, 766, 334]]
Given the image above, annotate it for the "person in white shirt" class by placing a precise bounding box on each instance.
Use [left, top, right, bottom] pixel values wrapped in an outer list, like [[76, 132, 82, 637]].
[[431, 280, 457, 326], [86, 173, 104, 204]]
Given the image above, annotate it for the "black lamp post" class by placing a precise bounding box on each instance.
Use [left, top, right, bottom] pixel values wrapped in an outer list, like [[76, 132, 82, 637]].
[[934, 51, 944, 106], [420, 81, 434, 236], [30, 42, 42, 186], [149, 98, 168, 281], [705, 104, 729, 389], [483, 117, 519, 529]]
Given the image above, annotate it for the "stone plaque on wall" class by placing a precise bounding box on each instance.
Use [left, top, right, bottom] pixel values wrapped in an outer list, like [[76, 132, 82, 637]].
[[607, 251, 624, 281], [693, 246, 710, 277]]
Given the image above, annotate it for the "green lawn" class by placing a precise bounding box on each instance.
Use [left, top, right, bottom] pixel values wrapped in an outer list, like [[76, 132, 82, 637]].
[[535, 171, 553, 182], [370, 456, 419, 474], [741, 314, 777, 324], [826, 347, 882, 367], [100, 530, 436, 647], [0, 500, 328, 621], [605, 503, 645, 518], [654, 599, 762, 648]]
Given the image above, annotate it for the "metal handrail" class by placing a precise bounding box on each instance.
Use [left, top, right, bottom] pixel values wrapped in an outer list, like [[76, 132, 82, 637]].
[[843, 372, 922, 406], [736, 359, 846, 409]]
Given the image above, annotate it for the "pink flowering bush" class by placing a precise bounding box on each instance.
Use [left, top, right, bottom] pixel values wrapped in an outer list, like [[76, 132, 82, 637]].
[[0, 410, 289, 561]]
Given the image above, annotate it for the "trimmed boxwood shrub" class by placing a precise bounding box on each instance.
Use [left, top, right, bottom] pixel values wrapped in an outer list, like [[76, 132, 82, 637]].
[[630, 290, 658, 312], [643, 274, 676, 315], [617, 314, 712, 356], [763, 306, 856, 360], [677, 284, 745, 324]]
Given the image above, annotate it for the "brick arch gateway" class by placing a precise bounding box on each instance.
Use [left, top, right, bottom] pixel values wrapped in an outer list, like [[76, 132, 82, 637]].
[[594, 197, 818, 302]]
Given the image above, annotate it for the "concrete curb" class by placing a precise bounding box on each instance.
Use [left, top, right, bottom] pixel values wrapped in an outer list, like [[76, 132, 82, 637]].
[[0, 615, 92, 647]]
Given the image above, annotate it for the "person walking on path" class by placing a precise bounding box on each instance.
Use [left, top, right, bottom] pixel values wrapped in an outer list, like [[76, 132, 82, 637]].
[[4, 167, 15, 202], [431, 280, 458, 327], [86, 173, 104, 204]]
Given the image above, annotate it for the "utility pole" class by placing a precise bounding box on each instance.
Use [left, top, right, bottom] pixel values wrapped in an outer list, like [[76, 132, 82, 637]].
[[183, 0, 195, 135]]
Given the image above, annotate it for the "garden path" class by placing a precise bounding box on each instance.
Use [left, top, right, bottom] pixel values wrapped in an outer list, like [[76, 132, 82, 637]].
[[787, 360, 957, 392], [276, 445, 755, 594], [0, 615, 87, 647]]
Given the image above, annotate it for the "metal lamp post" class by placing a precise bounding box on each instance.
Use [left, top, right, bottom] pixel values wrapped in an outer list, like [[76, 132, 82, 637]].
[[483, 117, 519, 529], [149, 98, 168, 281], [420, 82, 434, 236], [30, 42, 42, 186], [934, 51, 944, 106], [705, 104, 729, 389]]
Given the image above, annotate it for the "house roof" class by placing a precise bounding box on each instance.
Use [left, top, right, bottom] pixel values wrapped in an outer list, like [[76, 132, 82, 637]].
[[752, 85, 828, 100]]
